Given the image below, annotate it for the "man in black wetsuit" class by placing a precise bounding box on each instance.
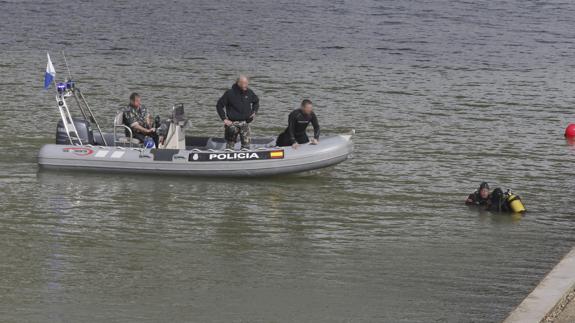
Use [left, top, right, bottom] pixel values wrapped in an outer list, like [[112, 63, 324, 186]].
[[276, 99, 320, 149], [465, 182, 491, 207], [216, 75, 260, 150]]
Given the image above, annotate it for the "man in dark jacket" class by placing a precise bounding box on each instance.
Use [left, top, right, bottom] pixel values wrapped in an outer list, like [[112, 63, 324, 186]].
[[216, 75, 260, 150], [276, 99, 320, 149]]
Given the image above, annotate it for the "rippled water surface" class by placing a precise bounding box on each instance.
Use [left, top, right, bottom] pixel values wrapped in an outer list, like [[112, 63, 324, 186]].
[[1, 0, 575, 322]]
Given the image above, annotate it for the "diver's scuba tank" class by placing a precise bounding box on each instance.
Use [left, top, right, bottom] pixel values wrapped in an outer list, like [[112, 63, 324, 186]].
[[505, 190, 526, 213]]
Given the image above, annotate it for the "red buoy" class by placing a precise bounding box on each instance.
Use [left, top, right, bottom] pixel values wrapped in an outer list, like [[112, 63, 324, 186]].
[[565, 124, 575, 138]]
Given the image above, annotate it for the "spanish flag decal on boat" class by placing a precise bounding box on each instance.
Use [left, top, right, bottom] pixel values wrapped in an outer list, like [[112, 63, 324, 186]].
[[270, 150, 284, 159]]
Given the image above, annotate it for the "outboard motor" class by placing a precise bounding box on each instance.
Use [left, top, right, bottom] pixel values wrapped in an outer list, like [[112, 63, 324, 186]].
[[56, 117, 94, 145]]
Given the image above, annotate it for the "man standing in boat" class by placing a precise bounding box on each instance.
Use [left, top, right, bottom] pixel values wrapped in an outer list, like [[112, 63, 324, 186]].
[[123, 93, 158, 146], [216, 75, 260, 150]]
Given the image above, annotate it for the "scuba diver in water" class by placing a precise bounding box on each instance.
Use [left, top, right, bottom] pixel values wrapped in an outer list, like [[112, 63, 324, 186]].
[[466, 182, 526, 213], [465, 182, 491, 207], [276, 99, 320, 149]]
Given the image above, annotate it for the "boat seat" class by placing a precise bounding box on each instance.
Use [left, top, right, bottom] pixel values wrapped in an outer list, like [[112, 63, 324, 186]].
[[116, 137, 140, 145], [113, 111, 140, 146]]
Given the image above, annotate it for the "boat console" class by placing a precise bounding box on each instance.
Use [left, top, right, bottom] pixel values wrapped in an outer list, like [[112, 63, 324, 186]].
[[160, 104, 188, 150]]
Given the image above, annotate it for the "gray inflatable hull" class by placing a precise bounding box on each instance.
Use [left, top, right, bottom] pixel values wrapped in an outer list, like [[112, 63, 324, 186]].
[[38, 134, 353, 177]]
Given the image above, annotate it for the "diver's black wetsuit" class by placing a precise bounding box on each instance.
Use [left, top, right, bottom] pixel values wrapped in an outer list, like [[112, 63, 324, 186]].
[[276, 109, 320, 146], [466, 191, 491, 207]]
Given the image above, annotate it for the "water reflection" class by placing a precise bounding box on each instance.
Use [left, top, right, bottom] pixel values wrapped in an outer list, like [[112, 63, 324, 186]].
[[475, 209, 525, 224]]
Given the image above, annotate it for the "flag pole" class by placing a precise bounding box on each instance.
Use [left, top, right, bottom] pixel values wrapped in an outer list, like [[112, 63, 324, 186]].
[[62, 51, 73, 81]]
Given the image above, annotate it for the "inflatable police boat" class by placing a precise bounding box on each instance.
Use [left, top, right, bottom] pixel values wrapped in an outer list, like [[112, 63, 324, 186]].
[[37, 80, 353, 177]]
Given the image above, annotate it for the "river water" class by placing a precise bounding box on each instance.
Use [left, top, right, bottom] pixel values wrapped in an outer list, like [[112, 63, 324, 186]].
[[1, 0, 575, 322]]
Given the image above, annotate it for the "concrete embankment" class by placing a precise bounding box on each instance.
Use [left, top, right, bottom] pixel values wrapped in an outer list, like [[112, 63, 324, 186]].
[[504, 247, 575, 323]]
